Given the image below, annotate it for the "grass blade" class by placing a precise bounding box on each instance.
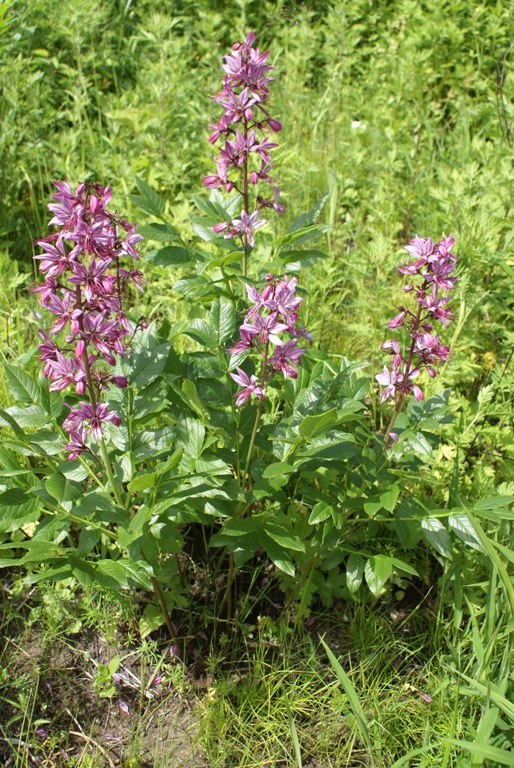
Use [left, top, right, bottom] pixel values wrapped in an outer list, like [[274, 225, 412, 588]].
[[445, 739, 514, 766], [320, 636, 373, 762], [284, 695, 303, 768]]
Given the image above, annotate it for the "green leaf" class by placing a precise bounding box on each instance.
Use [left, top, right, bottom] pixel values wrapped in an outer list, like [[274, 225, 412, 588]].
[[319, 636, 372, 757], [209, 297, 236, 345], [262, 461, 295, 479], [380, 484, 400, 512], [137, 222, 181, 243], [0, 488, 40, 533], [282, 249, 328, 272], [421, 517, 452, 557], [130, 175, 165, 216], [289, 192, 329, 232], [220, 517, 264, 536], [146, 245, 191, 267], [444, 740, 514, 766], [346, 554, 364, 593], [95, 559, 152, 590], [0, 407, 25, 438], [140, 604, 166, 639], [181, 379, 210, 420], [298, 409, 338, 440], [2, 364, 39, 404], [127, 473, 156, 492], [475, 495, 514, 511], [308, 501, 332, 525], [46, 473, 82, 503], [449, 512, 484, 552], [364, 555, 393, 596], [183, 318, 218, 348], [259, 531, 295, 576], [264, 522, 305, 552], [273, 223, 330, 248]]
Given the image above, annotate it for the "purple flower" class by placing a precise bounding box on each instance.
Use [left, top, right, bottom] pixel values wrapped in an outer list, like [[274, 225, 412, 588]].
[[230, 210, 267, 248], [205, 32, 282, 257], [240, 312, 288, 346], [376, 365, 403, 402], [230, 367, 265, 406], [378, 233, 458, 410], [118, 699, 129, 714], [269, 339, 305, 379], [63, 401, 121, 440]]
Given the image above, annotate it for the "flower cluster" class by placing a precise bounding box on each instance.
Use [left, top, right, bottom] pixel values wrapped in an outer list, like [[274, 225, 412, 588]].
[[376, 234, 457, 403], [229, 275, 310, 406], [34, 181, 144, 458], [205, 32, 284, 249]]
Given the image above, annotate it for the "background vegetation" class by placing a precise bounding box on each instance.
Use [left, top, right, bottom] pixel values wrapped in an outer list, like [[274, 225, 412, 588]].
[[1, 0, 514, 766]]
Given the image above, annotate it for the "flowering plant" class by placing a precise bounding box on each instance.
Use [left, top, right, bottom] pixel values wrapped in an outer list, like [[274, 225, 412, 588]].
[[0, 30, 487, 652], [377, 233, 458, 444]]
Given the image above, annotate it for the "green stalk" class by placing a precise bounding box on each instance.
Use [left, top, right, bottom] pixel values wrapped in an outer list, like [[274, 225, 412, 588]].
[[241, 341, 269, 492]]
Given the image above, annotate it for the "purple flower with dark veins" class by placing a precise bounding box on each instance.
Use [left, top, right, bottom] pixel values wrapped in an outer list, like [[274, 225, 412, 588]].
[[377, 232, 458, 414], [269, 339, 305, 379], [230, 367, 265, 406], [64, 401, 121, 440]]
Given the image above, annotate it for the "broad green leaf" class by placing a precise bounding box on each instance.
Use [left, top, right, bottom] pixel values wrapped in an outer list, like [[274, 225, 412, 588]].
[[298, 409, 338, 440], [380, 484, 400, 512], [146, 245, 191, 267], [444, 740, 514, 766], [183, 318, 218, 348], [77, 528, 101, 557], [264, 522, 305, 552], [475, 495, 514, 511], [95, 559, 152, 590], [282, 249, 328, 272], [137, 222, 181, 243], [181, 379, 210, 421], [2, 364, 39, 404], [127, 473, 156, 492], [0, 488, 40, 533], [209, 296, 236, 345], [346, 553, 364, 593], [288, 192, 329, 232], [140, 604, 166, 638], [262, 461, 295, 479], [364, 555, 393, 596], [46, 473, 82, 503], [308, 501, 332, 525], [421, 517, 452, 557], [449, 512, 484, 552], [220, 517, 264, 536], [273, 224, 330, 248], [259, 531, 295, 576], [0, 407, 25, 438]]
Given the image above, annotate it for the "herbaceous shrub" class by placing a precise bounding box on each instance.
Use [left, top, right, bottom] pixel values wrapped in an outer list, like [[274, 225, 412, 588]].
[[0, 31, 512, 649]]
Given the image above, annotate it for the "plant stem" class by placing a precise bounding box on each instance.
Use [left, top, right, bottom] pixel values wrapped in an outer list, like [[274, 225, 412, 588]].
[[241, 341, 269, 492], [99, 438, 124, 508], [379, 295, 425, 454], [242, 114, 249, 280], [150, 576, 183, 658], [226, 552, 235, 622]]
